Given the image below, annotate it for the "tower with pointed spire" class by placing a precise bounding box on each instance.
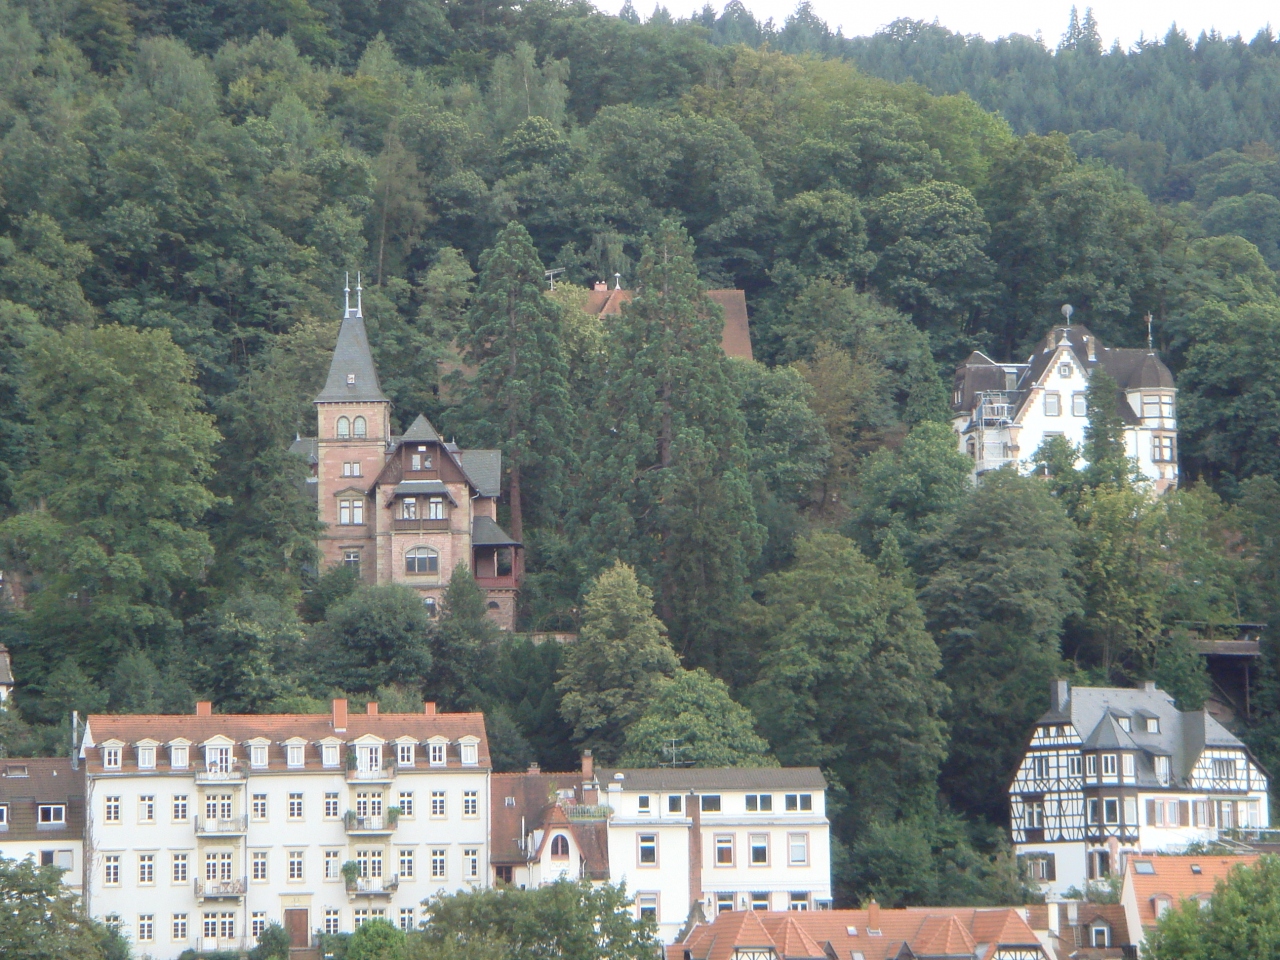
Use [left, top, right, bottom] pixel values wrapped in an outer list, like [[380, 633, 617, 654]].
[[292, 282, 522, 627]]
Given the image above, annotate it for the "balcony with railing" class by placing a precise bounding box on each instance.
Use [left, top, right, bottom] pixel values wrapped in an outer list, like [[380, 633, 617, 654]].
[[195, 763, 246, 784], [343, 810, 398, 834], [347, 873, 399, 896], [195, 877, 247, 899], [393, 517, 451, 532], [195, 815, 248, 836], [346, 760, 397, 783]]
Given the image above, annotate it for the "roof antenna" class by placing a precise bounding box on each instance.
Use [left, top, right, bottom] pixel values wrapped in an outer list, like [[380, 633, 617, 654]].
[[1146, 312, 1154, 352], [614, 272, 622, 290], [344, 273, 351, 314], [544, 267, 564, 290], [1061, 303, 1073, 325], [356, 272, 363, 316]]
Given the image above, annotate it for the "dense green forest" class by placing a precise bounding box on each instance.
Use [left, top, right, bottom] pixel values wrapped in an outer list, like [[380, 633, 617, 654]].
[[4, 0, 1280, 909]]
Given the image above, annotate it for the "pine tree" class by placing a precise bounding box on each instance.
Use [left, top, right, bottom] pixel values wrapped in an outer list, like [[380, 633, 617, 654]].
[[427, 564, 500, 709], [455, 221, 572, 541], [555, 561, 680, 762], [1083, 367, 1133, 486]]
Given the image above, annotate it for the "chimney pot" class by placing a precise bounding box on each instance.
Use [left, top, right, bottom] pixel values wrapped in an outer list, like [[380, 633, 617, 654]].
[[196, 701, 212, 717], [423, 702, 436, 715], [333, 698, 348, 732], [367, 702, 378, 716], [528, 762, 540, 773], [582, 749, 593, 781]]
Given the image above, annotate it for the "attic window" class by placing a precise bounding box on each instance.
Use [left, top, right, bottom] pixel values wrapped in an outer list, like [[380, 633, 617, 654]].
[[346, 374, 356, 385], [505, 796, 515, 807], [1191, 864, 1202, 874], [1059, 363, 1072, 377], [4, 764, 28, 777], [1147, 718, 1160, 734], [1134, 861, 1155, 875], [1117, 716, 1132, 732]]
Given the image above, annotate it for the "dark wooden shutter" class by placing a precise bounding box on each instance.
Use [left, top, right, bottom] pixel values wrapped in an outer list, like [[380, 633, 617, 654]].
[[1146, 800, 1157, 825], [1045, 854, 1056, 881], [1179, 801, 1190, 827]]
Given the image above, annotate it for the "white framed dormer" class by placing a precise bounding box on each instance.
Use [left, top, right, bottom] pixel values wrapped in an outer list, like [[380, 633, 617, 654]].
[[168, 738, 192, 770], [352, 734, 385, 774], [459, 735, 480, 766], [283, 736, 308, 769], [245, 737, 272, 770], [317, 737, 344, 769], [101, 739, 125, 771], [135, 738, 160, 771], [202, 735, 236, 773], [426, 736, 449, 767], [394, 736, 417, 768]]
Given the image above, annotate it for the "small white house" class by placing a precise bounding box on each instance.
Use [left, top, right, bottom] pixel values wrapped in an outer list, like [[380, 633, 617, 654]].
[[0, 758, 84, 894], [952, 324, 1178, 493]]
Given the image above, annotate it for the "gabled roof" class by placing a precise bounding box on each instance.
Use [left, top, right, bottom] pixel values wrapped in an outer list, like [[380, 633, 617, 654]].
[[1125, 854, 1260, 928], [1081, 713, 1140, 751], [401, 414, 442, 443], [458, 449, 502, 498], [315, 309, 388, 404]]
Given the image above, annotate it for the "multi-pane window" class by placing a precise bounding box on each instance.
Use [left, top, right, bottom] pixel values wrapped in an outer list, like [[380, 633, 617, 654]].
[[138, 795, 155, 823], [252, 794, 267, 820], [1213, 758, 1238, 780], [1032, 756, 1051, 780], [431, 849, 447, 879], [398, 743, 415, 767], [138, 915, 154, 942], [715, 836, 734, 865], [103, 746, 121, 769], [1153, 435, 1176, 462], [173, 795, 188, 821], [1026, 802, 1046, 828], [398, 792, 414, 817], [339, 499, 364, 525], [206, 851, 233, 881], [428, 497, 445, 520], [463, 790, 479, 817], [1155, 755, 1171, 785], [289, 851, 304, 881], [138, 746, 156, 769], [325, 792, 340, 818], [637, 894, 658, 921], [429, 743, 446, 766], [354, 909, 369, 928], [337, 417, 351, 438], [38, 804, 66, 824], [401, 497, 418, 519], [789, 893, 810, 911], [406, 548, 438, 574], [342, 461, 362, 477], [356, 792, 383, 818], [104, 855, 120, 885], [139, 854, 155, 884], [105, 797, 120, 823], [324, 909, 340, 935], [751, 892, 770, 912], [431, 791, 446, 817], [1068, 756, 1083, 777], [171, 745, 189, 769], [356, 849, 383, 879], [353, 416, 367, 438], [745, 794, 773, 812], [173, 914, 188, 941], [750, 835, 769, 865], [207, 794, 233, 821], [1102, 754, 1118, 777], [205, 746, 231, 773], [400, 907, 416, 932], [784, 794, 813, 812], [172, 853, 188, 883], [219, 914, 235, 940], [464, 848, 479, 879], [250, 744, 268, 768], [288, 793, 303, 819], [1086, 755, 1098, 778], [1122, 754, 1135, 777], [461, 742, 478, 765], [716, 892, 734, 914], [639, 835, 657, 865], [325, 850, 341, 879], [252, 851, 268, 881], [204, 914, 218, 940], [323, 744, 340, 767], [400, 849, 415, 878], [252, 912, 267, 939], [343, 551, 361, 573], [1143, 394, 1175, 420], [287, 744, 304, 767]]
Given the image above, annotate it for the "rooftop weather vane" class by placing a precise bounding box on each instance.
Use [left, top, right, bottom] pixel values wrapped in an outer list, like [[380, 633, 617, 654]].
[[614, 272, 622, 290], [344, 272, 350, 313], [1147, 312, 1154, 351], [356, 272, 363, 314]]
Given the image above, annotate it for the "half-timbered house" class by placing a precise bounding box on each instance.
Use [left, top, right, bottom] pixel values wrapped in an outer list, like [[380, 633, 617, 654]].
[[1010, 680, 1269, 896]]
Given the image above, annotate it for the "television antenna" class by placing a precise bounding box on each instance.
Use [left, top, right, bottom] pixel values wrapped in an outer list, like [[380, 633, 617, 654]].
[[660, 737, 693, 768], [544, 267, 565, 290]]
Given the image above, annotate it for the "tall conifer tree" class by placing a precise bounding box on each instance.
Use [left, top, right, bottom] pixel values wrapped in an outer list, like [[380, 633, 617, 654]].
[[456, 221, 571, 541]]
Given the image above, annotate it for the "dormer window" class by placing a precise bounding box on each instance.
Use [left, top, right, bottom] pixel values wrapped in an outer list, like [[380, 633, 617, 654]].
[[346, 373, 356, 385], [170, 744, 188, 769], [250, 744, 268, 768], [1154, 755, 1170, 785], [322, 743, 340, 768], [137, 746, 156, 770], [287, 744, 304, 768], [1117, 716, 1131, 732], [1142, 394, 1175, 420], [357, 744, 382, 773], [205, 745, 231, 773], [461, 741, 478, 766], [103, 746, 122, 770], [398, 743, 415, 767], [429, 742, 446, 766], [1146, 717, 1160, 734]]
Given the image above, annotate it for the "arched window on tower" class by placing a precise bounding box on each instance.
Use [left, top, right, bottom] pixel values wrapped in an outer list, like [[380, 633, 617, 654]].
[[336, 416, 351, 438], [550, 835, 569, 859], [353, 416, 367, 438]]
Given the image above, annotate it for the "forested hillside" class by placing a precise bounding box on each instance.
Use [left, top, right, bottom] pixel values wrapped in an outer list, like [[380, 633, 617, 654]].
[[3, 0, 1280, 908]]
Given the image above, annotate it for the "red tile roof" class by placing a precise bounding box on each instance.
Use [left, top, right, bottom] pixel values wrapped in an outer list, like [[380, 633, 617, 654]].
[[1126, 853, 1261, 928], [676, 907, 1046, 960], [583, 288, 753, 360], [488, 769, 610, 879]]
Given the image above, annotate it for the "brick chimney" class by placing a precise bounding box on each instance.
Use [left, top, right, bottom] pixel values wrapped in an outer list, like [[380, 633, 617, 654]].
[[594, 281, 607, 291], [195, 701, 212, 717], [581, 750, 597, 804], [423, 702, 436, 715], [582, 749, 593, 781], [868, 900, 880, 932], [688, 790, 703, 906], [332, 698, 348, 732], [367, 701, 378, 715], [528, 762, 540, 773], [1050, 679, 1070, 713]]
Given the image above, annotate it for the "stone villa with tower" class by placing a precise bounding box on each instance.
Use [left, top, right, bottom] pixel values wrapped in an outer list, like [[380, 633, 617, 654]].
[[290, 286, 521, 627]]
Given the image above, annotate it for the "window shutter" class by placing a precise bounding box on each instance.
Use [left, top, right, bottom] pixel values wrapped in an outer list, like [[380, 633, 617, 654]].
[[1146, 800, 1157, 825], [1178, 801, 1189, 827], [1045, 854, 1056, 881], [1208, 802, 1216, 827]]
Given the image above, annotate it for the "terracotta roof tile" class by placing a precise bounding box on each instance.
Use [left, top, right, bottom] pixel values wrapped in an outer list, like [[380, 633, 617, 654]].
[[913, 914, 978, 956], [489, 770, 580, 864], [583, 288, 753, 360], [1126, 853, 1260, 927]]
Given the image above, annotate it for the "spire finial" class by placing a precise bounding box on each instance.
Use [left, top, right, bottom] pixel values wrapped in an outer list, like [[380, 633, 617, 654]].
[[614, 272, 622, 290], [356, 271, 363, 316], [344, 273, 350, 314], [1147, 312, 1154, 351]]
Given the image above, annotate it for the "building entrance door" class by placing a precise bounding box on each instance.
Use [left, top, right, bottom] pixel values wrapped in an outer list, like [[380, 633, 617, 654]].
[[284, 909, 309, 948]]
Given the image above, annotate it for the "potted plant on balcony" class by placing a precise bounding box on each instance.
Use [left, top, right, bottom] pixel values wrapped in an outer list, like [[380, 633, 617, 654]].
[[341, 860, 361, 891], [386, 806, 401, 827], [343, 810, 358, 829]]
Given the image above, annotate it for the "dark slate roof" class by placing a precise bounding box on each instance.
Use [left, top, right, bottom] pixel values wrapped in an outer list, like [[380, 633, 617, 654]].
[[458, 449, 502, 498], [472, 516, 521, 547], [401, 415, 442, 443], [597, 767, 827, 790], [0, 758, 86, 842], [289, 437, 318, 464], [1081, 713, 1140, 751], [315, 310, 388, 404]]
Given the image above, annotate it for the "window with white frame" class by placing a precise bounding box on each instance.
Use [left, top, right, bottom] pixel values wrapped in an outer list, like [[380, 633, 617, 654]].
[[463, 790, 478, 817], [461, 742, 478, 765], [322, 743, 340, 767], [325, 910, 340, 935], [172, 853, 188, 883], [1032, 756, 1050, 780], [172, 795, 188, 821], [431, 791, 446, 817], [250, 744, 268, 768], [1103, 798, 1120, 824], [749, 835, 769, 865], [206, 794, 232, 821], [325, 850, 341, 879], [428, 497, 445, 520], [398, 791, 414, 817], [431, 849, 447, 879], [400, 908, 416, 932], [464, 848, 479, 879], [1154, 755, 1171, 785], [638, 834, 657, 865], [103, 746, 121, 769], [358, 744, 382, 772], [38, 804, 65, 825], [288, 793, 303, 819], [1069, 756, 1083, 777], [252, 794, 267, 820], [715, 835, 734, 865], [173, 914, 188, 941], [139, 796, 155, 823], [789, 893, 810, 911], [1213, 758, 1237, 780], [252, 851, 268, 881], [1086, 754, 1097, 778], [400, 849, 415, 878], [1102, 754, 1117, 777], [251, 912, 267, 939], [784, 794, 813, 812], [1026, 801, 1045, 828], [745, 794, 773, 812], [205, 745, 231, 773], [138, 915, 154, 942], [289, 851, 304, 881], [287, 743, 304, 767], [398, 743, 415, 767], [637, 893, 658, 921], [789, 834, 809, 865], [170, 744, 188, 769], [138, 854, 155, 884], [429, 742, 446, 765], [1146, 717, 1160, 733], [104, 855, 120, 885], [138, 745, 156, 769], [1122, 754, 1135, 777], [339, 498, 364, 525], [105, 796, 120, 823]]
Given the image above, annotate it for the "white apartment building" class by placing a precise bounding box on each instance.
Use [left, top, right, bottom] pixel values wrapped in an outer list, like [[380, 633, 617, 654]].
[[952, 323, 1178, 493], [492, 756, 831, 943], [80, 699, 490, 958], [1010, 680, 1269, 897], [0, 757, 84, 892]]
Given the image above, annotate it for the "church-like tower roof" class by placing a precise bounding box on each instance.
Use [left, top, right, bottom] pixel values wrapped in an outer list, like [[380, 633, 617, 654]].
[[315, 302, 388, 404]]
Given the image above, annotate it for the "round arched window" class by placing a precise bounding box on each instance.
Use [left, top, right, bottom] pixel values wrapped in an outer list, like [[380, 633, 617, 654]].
[[487, 601, 500, 610], [353, 416, 367, 438], [406, 547, 439, 575], [336, 416, 351, 438], [550, 834, 570, 858]]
